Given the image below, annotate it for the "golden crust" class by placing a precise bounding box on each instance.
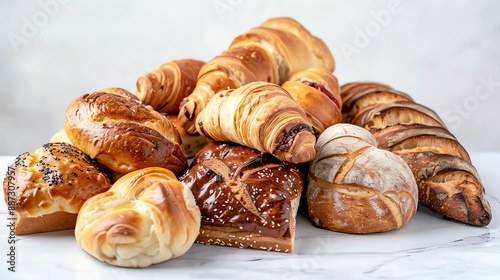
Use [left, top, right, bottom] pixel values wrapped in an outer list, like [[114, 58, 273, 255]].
[[178, 17, 334, 134], [75, 167, 201, 267], [135, 59, 204, 114], [195, 81, 317, 164], [64, 91, 187, 175], [282, 67, 342, 133], [3, 142, 111, 235], [307, 124, 418, 234]]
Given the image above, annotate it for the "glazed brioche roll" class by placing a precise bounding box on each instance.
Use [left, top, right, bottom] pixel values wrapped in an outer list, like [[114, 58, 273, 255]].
[[64, 91, 187, 175], [281, 68, 342, 133], [3, 143, 111, 235], [179, 17, 335, 134], [195, 81, 317, 164], [180, 142, 304, 253], [307, 124, 418, 234], [135, 59, 205, 114], [75, 167, 200, 267], [341, 81, 492, 226]]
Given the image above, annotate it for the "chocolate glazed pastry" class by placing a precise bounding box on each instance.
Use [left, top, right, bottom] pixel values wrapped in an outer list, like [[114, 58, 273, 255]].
[[341, 81, 492, 226], [180, 142, 304, 253]]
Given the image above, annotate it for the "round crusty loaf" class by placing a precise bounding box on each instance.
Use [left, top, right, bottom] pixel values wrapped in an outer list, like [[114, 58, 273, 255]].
[[75, 167, 201, 268], [3, 142, 111, 235], [307, 124, 418, 234], [64, 91, 187, 175]]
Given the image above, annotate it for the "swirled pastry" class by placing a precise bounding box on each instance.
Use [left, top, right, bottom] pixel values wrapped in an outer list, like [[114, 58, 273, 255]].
[[75, 167, 201, 267]]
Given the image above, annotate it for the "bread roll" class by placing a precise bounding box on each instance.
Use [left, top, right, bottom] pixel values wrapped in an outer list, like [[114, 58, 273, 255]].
[[307, 124, 418, 234], [180, 142, 304, 253], [75, 167, 200, 267], [3, 143, 111, 235], [64, 91, 187, 175]]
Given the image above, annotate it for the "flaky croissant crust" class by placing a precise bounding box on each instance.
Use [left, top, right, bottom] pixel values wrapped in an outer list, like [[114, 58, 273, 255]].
[[195, 81, 317, 164]]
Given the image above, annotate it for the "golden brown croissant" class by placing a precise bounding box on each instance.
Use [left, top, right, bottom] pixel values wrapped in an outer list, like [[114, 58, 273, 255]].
[[75, 167, 201, 267], [281, 68, 342, 133], [64, 91, 187, 175], [135, 59, 204, 114], [341, 82, 492, 226], [307, 124, 418, 234], [180, 142, 304, 253], [178, 17, 335, 134], [3, 142, 111, 235], [195, 81, 317, 164]]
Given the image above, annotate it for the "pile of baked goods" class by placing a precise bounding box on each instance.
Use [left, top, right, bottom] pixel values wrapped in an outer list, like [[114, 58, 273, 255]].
[[2, 17, 492, 268]]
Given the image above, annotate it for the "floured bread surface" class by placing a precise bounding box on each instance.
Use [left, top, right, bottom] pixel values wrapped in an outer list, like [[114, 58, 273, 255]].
[[75, 167, 201, 267], [307, 124, 418, 234]]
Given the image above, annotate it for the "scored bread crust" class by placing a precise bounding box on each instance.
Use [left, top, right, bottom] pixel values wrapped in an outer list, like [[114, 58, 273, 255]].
[[307, 124, 418, 234], [180, 142, 304, 253]]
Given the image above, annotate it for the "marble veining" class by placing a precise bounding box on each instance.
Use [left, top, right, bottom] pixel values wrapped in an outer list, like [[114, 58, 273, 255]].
[[0, 153, 499, 279]]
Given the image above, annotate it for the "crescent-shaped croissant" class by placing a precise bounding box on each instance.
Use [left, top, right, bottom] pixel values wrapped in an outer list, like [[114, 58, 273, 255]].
[[179, 17, 335, 134], [135, 59, 205, 114], [281, 68, 342, 133], [195, 81, 317, 164]]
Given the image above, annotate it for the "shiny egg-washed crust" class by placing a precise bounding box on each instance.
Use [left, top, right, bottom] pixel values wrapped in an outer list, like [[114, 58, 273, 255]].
[[97, 87, 140, 100], [195, 81, 317, 164], [75, 167, 201, 268], [180, 142, 304, 253], [341, 81, 492, 226], [281, 67, 342, 133], [3, 142, 111, 235], [135, 59, 205, 114], [64, 91, 187, 175], [307, 124, 418, 234], [178, 17, 335, 134]]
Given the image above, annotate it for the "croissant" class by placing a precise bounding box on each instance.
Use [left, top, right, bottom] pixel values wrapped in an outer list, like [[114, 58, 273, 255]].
[[75, 167, 201, 267], [281, 68, 342, 133], [135, 59, 205, 114], [342, 82, 492, 226], [178, 17, 335, 134], [64, 91, 187, 175], [307, 124, 418, 234], [195, 81, 317, 164]]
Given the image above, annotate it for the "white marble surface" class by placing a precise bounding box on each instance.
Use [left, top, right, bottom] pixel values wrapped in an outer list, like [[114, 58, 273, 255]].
[[0, 152, 499, 279], [1, 0, 500, 155]]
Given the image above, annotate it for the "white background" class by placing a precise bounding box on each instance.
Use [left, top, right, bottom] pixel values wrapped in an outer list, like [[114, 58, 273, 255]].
[[1, 0, 499, 156]]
